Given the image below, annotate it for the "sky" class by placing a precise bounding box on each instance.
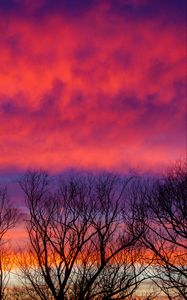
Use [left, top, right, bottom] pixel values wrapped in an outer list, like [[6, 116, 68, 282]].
[[0, 0, 186, 177]]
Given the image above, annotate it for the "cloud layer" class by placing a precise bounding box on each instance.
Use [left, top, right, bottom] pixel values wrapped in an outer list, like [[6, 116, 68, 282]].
[[0, 0, 186, 172]]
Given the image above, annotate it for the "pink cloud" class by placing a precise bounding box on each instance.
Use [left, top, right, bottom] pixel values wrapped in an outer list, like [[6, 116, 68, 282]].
[[0, 6, 185, 172]]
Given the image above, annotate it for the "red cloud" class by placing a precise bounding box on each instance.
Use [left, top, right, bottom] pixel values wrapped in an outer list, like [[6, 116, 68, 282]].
[[0, 7, 185, 172]]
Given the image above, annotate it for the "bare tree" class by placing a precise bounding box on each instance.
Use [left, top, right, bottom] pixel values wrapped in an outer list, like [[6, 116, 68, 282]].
[[69, 242, 148, 300], [18, 171, 147, 300], [0, 186, 18, 300], [0, 187, 17, 240], [0, 246, 13, 300], [139, 163, 187, 299], [6, 285, 34, 300]]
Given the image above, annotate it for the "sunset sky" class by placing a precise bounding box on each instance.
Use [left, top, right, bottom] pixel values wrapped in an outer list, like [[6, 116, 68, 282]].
[[0, 0, 186, 177]]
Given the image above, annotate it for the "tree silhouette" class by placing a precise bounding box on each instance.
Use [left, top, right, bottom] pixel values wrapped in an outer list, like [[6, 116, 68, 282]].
[[19, 171, 148, 300], [0, 186, 18, 300], [139, 163, 187, 299]]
